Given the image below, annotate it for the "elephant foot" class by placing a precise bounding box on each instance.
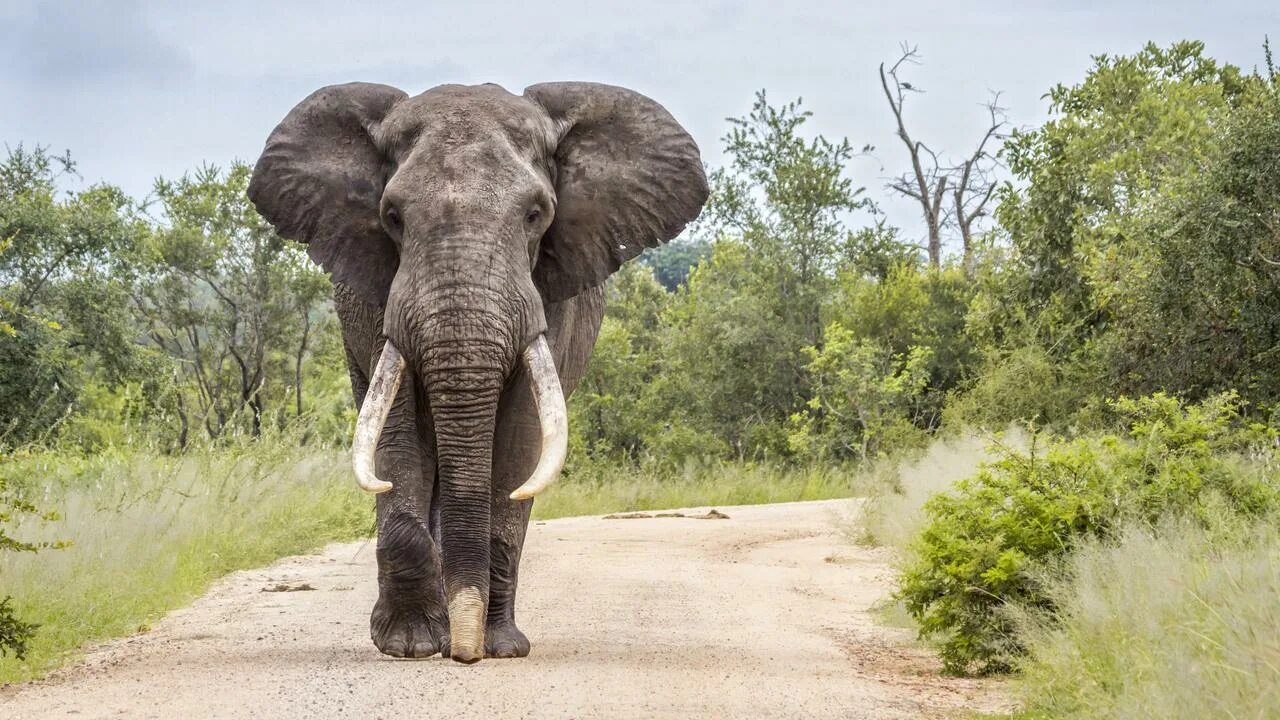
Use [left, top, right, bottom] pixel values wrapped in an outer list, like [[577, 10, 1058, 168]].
[[370, 594, 450, 659], [484, 618, 531, 658]]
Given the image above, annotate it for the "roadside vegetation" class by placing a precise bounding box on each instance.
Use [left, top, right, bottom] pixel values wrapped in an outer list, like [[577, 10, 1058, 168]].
[[0, 433, 371, 683], [3, 37, 1279, 715]]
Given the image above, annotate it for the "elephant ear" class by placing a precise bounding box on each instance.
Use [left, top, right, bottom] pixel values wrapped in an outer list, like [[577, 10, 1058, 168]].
[[524, 82, 708, 302], [248, 82, 406, 307]]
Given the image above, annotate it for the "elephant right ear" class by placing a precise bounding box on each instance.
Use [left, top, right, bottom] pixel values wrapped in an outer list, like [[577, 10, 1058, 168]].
[[248, 83, 406, 307]]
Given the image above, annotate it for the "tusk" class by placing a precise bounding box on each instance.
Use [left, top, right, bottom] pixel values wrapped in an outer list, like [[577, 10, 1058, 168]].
[[351, 340, 406, 494], [509, 334, 567, 500]]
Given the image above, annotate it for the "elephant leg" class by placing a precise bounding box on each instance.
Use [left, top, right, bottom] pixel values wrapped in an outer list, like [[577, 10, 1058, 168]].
[[336, 285, 448, 658], [481, 289, 605, 658], [368, 397, 448, 655], [485, 379, 539, 658], [368, 371, 450, 658]]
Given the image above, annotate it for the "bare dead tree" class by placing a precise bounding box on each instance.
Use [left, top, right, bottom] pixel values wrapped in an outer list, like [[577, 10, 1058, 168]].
[[951, 96, 1006, 275], [880, 46, 947, 267], [879, 45, 1008, 274]]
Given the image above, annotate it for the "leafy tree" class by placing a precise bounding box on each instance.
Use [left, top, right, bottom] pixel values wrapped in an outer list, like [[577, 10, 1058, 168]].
[[789, 322, 933, 461], [0, 146, 147, 447], [645, 92, 874, 460], [828, 263, 976, 427], [963, 41, 1262, 428], [137, 163, 333, 443], [571, 262, 670, 459], [639, 237, 711, 290], [1092, 64, 1280, 404]]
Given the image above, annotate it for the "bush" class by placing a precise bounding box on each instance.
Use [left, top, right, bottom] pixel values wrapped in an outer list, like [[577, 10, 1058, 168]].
[[0, 459, 62, 660], [0, 597, 37, 660], [898, 392, 1279, 674]]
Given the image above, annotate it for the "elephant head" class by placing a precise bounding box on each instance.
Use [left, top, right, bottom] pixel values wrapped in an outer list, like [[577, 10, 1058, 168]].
[[247, 82, 707, 661]]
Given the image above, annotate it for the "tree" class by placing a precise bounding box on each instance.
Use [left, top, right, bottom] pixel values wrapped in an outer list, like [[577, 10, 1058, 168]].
[[137, 163, 332, 443], [639, 238, 711, 290], [651, 92, 874, 459], [879, 46, 1006, 272], [0, 146, 147, 446], [789, 322, 934, 462], [965, 41, 1262, 428]]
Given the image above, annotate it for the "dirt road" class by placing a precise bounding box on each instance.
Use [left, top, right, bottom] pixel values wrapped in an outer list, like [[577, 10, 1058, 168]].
[[1, 499, 1010, 719]]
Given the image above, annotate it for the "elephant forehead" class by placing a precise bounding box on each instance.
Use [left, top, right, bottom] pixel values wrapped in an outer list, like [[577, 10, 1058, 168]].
[[381, 84, 554, 158]]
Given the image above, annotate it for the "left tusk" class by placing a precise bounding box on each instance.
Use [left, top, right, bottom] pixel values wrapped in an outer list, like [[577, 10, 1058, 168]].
[[351, 340, 405, 494], [509, 334, 567, 500]]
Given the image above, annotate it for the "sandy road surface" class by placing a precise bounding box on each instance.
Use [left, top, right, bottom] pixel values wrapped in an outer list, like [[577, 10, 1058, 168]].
[[1, 499, 1010, 719]]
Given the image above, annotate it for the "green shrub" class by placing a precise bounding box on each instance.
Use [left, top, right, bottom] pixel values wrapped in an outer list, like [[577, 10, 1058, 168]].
[[0, 597, 37, 660], [0, 459, 63, 660], [898, 392, 1279, 674]]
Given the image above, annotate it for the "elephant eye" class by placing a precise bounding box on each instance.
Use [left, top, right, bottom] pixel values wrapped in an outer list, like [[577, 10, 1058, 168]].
[[384, 207, 402, 233], [525, 208, 541, 225]]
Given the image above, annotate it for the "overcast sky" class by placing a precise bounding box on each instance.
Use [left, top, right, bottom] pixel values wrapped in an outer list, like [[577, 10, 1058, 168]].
[[1, 0, 1276, 240]]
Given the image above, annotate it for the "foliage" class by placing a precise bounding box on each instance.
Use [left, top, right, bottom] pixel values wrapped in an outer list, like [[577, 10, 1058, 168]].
[[0, 460, 64, 660], [0, 146, 149, 446], [139, 163, 338, 445], [971, 40, 1279, 428], [0, 149, 348, 452], [897, 393, 1280, 674], [639, 237, 711, 290], [788, 321, 933, 461], [0, 596, 37, 660]]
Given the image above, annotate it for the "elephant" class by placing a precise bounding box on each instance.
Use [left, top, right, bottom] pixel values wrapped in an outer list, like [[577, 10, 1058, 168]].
[[247, 81, 708, 664]]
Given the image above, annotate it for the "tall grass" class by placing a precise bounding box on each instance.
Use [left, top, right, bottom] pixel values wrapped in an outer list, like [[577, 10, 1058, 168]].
[[854, 431, 1013, 549], [533, 459, 855, 519], [1012, 521, 1280, 719], [0, 438, 373, 683]]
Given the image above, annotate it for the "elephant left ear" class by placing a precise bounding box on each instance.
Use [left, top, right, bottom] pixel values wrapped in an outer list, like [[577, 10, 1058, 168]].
[[524, 82, 709, 302]]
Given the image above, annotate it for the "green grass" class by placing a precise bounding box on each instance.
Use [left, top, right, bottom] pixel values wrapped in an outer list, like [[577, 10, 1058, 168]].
[[533, 459, 855, 519], [0, 439, 373, 684]]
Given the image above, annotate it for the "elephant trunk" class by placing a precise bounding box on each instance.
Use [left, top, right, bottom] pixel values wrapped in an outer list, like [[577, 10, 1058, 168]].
[[422, 339, 503, 664]]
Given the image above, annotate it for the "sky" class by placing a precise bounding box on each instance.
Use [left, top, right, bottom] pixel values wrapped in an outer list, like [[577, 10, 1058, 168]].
[[1, 0, 1276, 241]]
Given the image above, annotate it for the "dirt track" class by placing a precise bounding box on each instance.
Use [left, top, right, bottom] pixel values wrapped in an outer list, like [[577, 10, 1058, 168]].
[[1, 499, 1011, 719]]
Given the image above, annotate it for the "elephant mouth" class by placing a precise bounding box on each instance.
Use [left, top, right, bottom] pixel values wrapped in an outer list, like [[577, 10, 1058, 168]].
[[350, 334, 567, 500]]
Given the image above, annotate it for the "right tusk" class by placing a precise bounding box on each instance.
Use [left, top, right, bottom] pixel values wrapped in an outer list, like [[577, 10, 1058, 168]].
[[509, 334, 568, 500], [351, 340, 406, 494]]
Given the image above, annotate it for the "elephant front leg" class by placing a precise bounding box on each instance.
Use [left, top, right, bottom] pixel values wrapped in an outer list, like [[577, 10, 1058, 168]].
[[368, 378, 450, 658], [485, 390, 539, 658], [486, 491, 532, 657]]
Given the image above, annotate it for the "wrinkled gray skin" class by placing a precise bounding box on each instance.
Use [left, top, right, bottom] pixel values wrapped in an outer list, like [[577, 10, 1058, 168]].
[[248, 82, 707, 663]]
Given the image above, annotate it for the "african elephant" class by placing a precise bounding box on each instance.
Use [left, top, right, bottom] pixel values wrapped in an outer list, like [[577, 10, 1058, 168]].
[[247, 82, 707, 663]]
